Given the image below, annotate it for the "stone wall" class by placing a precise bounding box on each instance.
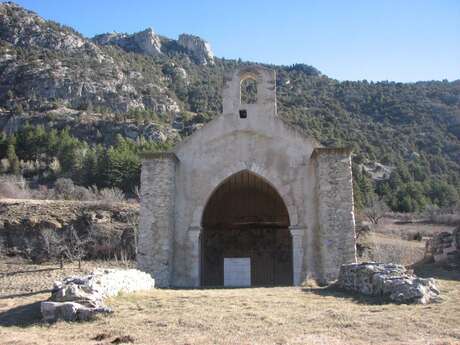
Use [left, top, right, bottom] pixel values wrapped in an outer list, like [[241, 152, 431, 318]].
[[313, 148, 357, 282], [337, 263, 440, 304], [137, 153, 177, 287], [425, 227, 460, 265]]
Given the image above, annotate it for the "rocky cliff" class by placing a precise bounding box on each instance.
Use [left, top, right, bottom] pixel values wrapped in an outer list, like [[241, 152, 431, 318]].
[[92, 29, 215, 66], [0, 3, 205, 115], [0, 2, 85, 52], [0, 2, 219, 144], [178, 34, 214, 65], [92, 28, 162, 57]]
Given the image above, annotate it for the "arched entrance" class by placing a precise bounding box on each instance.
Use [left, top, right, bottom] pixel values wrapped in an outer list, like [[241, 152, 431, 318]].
[[201, 170, 293, 287]]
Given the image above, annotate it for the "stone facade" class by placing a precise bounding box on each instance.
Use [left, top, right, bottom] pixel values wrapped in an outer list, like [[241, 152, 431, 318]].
[[138, 66, 357, 287], [312, 148, 357, 282], [137, 153, 177, 287]]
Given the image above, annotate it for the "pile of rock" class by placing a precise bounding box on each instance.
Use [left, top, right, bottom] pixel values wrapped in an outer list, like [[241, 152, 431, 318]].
[[337, 262, 441, 304], [425, 228, 460, 267], [41, 268, 155, 322]]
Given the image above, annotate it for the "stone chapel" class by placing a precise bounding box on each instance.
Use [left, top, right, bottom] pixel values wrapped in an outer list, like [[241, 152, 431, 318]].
[[138, 66, 356, 288]]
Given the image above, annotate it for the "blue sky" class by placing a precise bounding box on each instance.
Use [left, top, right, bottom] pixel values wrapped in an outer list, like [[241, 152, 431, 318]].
[[12, 0, 460, 82]]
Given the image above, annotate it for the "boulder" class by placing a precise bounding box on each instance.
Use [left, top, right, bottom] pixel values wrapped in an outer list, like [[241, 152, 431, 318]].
[[41, 301, 112, 322], [42, 268, 155, 322], [50, 281, 102, 307], [337, 262, 441, 304]]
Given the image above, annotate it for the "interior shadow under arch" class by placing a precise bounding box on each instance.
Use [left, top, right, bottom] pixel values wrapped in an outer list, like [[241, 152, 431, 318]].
[[201, 170, 293, 287]]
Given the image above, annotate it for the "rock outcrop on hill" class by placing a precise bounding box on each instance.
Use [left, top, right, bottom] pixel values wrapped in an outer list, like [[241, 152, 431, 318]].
[[93, 28, 162, 56], [0, 2, 217, 144], [93, 29, 215, 66], [0, 2, 181, 115], [178, 33, 214, 65], [0, 2, 85, 51]]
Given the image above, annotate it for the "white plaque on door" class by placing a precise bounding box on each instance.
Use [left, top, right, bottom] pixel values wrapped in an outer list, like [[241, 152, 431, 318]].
[[224, 257, 251, 287]]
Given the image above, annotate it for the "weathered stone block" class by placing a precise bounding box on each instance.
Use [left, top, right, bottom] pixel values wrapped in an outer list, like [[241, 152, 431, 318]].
[[42, 268, 154, 322], [337, 262, 441, 304]]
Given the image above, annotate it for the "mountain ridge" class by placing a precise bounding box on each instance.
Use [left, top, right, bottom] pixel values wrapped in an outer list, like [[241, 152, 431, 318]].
[[0, 1, 459, 212]]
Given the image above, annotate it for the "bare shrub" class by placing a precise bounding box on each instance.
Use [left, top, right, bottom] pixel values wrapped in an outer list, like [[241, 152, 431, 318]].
[[0, 174, 30, 199], [0, 175, 129, 203], [363, 196, 390, 224], [98, 187, 125, 203], [73, 185, 98, 201], [356, 223, 372, 241], [53, 177, 76, 199], [51, 179, 126, 203], [53, 178, 97, 201], [41, 225, 93, 269], [421, 203, 460, 225], [64, 225, 93, 269], [114, 248, 133, 268], [424, 204, 441, 222], [41, 228, 68, 268]]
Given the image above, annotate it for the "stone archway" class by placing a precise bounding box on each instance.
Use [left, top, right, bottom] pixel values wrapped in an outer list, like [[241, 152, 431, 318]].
[[200, 170, 293, 287]]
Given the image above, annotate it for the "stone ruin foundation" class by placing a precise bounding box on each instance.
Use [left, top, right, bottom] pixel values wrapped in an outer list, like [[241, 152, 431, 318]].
[[337, 262, 441, 304], [425, 227, 460, 268]]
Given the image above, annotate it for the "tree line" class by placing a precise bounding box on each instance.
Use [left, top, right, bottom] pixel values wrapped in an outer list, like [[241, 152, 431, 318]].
[[0, 124, 170, 194]]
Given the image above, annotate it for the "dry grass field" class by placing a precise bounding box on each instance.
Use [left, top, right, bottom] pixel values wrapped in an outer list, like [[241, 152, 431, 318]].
[[358, 215, 458, 266], [0, 259, 459, 345]]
